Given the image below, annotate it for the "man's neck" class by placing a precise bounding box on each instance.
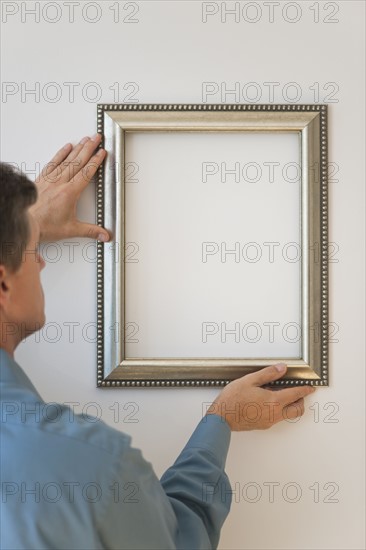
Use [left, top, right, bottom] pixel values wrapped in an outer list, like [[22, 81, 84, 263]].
[[0, 343, 15, 358], [0, 324, 18, 357]]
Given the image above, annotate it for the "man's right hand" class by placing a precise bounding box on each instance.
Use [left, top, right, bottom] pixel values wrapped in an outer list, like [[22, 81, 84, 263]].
[[206, 363, 316, 431]]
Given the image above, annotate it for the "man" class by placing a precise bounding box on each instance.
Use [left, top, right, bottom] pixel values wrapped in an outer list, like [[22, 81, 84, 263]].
[[0, 134, 316, 549]]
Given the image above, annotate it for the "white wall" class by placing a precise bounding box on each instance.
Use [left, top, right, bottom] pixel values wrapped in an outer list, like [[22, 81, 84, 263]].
[[1, 1, 365, 548]]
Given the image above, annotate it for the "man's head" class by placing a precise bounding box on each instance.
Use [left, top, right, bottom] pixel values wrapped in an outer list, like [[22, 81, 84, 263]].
[[0, 162, 46, 356]]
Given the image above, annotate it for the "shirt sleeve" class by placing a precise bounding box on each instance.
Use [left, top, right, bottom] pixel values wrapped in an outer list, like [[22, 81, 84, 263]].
[[160, 413, 232, 549], [97, 414, 232, 550]]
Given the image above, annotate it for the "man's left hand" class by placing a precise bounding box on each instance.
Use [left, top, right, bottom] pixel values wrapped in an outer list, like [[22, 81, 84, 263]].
[[30, 133, 110, 243]]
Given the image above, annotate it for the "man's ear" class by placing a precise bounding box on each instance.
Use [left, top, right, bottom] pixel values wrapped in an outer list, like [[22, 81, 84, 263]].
[[0, 264, 11, 309]]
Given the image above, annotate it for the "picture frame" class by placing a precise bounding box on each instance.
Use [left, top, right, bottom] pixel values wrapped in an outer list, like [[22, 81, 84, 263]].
[[96, 103, 328, 388]]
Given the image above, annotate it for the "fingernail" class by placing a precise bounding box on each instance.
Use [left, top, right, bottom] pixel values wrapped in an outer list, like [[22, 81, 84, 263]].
[[79, 136, 90, 145], [63, 142, 72, 150], [91, 133, 100, 141], [275, 363, 287, 373], [98, 233, 108, 242]]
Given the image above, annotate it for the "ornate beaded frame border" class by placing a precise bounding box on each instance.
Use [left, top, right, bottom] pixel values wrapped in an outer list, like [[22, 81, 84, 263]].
[[96, 103, 328, 388]]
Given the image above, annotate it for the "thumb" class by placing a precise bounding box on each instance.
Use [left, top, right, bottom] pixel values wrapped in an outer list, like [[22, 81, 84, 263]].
[[75, 222, 110, 242], [245, 363, 287, 387]]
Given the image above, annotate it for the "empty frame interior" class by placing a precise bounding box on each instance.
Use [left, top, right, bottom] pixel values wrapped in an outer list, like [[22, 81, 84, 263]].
[[124, 131, 301, 358]]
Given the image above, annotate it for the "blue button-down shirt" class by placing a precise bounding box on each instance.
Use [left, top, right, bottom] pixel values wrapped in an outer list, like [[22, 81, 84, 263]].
[[0, 348, 232, 549]]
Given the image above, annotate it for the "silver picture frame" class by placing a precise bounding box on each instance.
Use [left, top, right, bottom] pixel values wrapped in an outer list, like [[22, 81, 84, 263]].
[[96, 103, 328, 388]]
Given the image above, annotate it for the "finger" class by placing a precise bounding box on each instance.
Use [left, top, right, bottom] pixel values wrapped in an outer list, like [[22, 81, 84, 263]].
[[72, 149, 107, 192], [36, 142, 73, 183], [282, 397, 305, 420], [60, 136, 93, 165], [244, 363, 288, 387], [276, 385, 316, 406], [73, 222, 110, 242], [62, 134, 103, 180], [55, 136, 96, 181]]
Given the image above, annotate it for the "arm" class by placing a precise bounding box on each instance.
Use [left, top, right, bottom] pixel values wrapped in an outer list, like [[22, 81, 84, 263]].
[[98, 414, 231, 550], [159, 414, 231, 550], [158, 365, 316, 549]]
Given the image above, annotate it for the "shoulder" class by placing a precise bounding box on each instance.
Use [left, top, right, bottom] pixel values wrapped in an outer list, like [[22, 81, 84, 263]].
[[39, 402, 134, 459], [3, 396, 133, 460]]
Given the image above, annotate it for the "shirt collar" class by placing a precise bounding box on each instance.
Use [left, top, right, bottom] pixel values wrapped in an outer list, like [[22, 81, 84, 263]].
[[0, 347, 43, 400]]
